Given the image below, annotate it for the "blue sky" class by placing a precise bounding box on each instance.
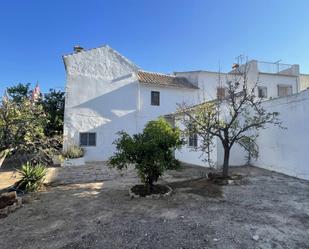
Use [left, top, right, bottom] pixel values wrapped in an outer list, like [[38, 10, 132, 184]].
[[1, 0, 309, 94]]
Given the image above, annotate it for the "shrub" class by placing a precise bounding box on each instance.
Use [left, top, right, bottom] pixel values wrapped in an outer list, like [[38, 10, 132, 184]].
[[109, 118, 183, 193], [62, 145, 84, 159], [16, 162, 47, 192]]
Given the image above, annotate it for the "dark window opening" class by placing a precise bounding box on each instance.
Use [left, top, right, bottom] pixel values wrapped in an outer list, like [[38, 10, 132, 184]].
[[258, 86, 267, 98], [151, 91, 160, 106], [80, 132, 96, 146]]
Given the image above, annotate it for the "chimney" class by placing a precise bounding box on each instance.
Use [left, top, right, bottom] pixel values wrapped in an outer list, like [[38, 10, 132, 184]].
[[232, 63, 239, 69], [74, 45, 84, 53]]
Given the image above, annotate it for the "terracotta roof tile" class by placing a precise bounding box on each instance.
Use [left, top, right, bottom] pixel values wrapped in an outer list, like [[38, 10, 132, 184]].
[[137, 70, 198, 89]]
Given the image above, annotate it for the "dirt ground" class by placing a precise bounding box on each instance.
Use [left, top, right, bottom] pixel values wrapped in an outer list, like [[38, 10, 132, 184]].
[[0, 163, 308, 249]]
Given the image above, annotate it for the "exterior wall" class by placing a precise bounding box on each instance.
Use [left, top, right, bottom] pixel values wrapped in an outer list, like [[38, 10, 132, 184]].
[[258, 73, 298, 99], [176, 61, 299, 102], [137, 84, 198, 130], [63, 46, 140, 161], [250, 90, 309, 180], [63, 46, 200, 162], [300, 74, 309, 91], [174, 118, 217, 167], [175, 71, 225, 101]]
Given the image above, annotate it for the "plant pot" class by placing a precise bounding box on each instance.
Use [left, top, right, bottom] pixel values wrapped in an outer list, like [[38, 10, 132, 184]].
[[61, 157, 85, 167]]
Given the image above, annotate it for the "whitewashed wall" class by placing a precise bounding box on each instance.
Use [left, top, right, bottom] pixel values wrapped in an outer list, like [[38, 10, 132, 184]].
[[174, 118, 217, 167], [249, 90, 309, 180], [137, 84, 198, 130], [300, 74, 309, 91], [63, 46, 200, 161], [63, 46, 140, 161]]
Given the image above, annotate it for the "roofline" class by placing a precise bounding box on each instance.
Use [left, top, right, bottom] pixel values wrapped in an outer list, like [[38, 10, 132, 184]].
[[62, 44, 140, 72], [174, 70, 223, 74], [137, 69, 174, 77], [62, 44, 111, 57], [139, 81, 199, 90]]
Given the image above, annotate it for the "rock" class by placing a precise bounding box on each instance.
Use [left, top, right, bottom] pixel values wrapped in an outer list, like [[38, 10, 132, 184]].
[[0, 191, 17, 209], [252, 235, 259, 241], [0, 206, 8, 218], [213, 238, 219, 242]]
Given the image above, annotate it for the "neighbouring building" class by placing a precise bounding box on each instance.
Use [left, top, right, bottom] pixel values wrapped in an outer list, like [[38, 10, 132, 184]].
[[63, 45, 309, 180]]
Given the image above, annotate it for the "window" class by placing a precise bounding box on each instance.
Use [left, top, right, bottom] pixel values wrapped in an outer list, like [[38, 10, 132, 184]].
[[80, 132, 96, 146], [258, 86, 267, 98], [217, 87, 226, 100], [151, 91, 160, 106], [278, 85, 292, 97], [187, 122, 198, 148], [188, 133, 198, 148]]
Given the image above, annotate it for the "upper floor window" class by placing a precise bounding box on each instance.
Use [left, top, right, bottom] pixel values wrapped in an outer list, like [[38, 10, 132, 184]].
[[258, 86, 267, 98], [278, 85, 292, 97], [217, 87, 226, 100], [80, 132, 96, 146], [151, 91, 160, 106]]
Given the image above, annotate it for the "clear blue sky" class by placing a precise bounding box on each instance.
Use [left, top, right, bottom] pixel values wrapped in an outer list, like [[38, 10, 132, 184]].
[[1, 0, 309, 94]]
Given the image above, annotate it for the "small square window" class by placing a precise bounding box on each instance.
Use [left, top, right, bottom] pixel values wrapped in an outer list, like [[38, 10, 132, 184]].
[[80, 132, 96, 146], [151, 91, 160, 106], [258, 86, 267, 98]]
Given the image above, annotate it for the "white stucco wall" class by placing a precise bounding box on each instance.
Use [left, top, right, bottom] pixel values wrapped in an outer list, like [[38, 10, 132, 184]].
[[63, 45, 200, 161], [300, 74, 309, 91], [250, 90, 309, 180], [137, 84, 198, 130], [174, 118, 217, 167], [63, 46, 140, 161]]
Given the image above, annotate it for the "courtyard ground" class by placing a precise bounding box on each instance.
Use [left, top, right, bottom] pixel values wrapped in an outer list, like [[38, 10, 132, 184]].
[[0, 163, 308, 249]]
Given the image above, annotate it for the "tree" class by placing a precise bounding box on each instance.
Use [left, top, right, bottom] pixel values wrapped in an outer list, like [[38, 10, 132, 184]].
[[109, 118, 183, 193], [0, 97, 61, 166], [40, 89, 65, 136], [7, 83, 32, 103], [178, 64, 282, 178]]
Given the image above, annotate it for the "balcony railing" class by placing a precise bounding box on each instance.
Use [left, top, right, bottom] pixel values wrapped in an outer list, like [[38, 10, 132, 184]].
[[257, 61, 298, 76]]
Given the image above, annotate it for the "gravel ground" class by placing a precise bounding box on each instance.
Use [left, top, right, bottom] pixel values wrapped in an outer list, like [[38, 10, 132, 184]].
[[0, 163, 308, 249]]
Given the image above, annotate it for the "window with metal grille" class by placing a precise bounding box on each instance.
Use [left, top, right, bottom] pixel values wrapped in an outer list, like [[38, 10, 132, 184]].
[[217, 87, 226, 100], [278, 85, 292, 97], [80, 132, 96, 146], [258, 86, 267, 98], [151, 91, 160, 106]]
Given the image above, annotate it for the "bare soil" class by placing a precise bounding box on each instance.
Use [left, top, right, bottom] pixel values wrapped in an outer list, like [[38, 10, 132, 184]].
[[131, 184, 170, 197], [0, 163, 308, 249]]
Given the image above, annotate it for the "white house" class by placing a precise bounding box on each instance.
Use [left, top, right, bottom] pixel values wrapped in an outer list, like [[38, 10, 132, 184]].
[[63, 45, 309, 180]]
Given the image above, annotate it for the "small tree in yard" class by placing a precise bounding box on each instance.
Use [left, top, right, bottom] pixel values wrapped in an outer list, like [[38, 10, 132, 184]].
[[109, 118, 183, 193], [179, 64, 282, 178], [0, 97, 61, 166]]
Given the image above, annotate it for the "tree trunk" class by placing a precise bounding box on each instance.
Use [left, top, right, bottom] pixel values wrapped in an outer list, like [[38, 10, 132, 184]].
[[222, 146, 230, 178]]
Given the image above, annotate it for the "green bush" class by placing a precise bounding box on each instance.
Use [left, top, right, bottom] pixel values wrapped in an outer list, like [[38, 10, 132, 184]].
[[62, 145, 84, 159], [16, 162, 47, 192], [109, 118, 183, 193]]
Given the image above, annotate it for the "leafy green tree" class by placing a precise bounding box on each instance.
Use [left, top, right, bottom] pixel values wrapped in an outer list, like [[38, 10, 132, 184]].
[[0, 97, 61, 166], [109, 118, 183, 192], [7, 83, 32, 103], [41, 89, 65, 135]]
